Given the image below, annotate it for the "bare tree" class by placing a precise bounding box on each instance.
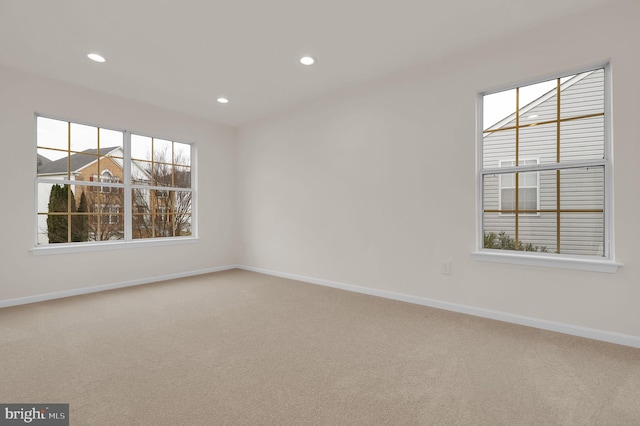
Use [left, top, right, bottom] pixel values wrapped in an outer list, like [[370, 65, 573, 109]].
[[131, 148, 192, 239], [81, 183, 125, 241]]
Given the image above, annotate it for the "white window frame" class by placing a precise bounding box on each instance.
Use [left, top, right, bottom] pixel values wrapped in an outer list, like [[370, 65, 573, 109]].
[[473, 63, 621, 273], [33, 115, 198, 255]]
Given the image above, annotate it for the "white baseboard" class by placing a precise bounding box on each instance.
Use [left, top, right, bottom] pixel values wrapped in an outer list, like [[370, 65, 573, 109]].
[[237, 265, 640, 349], [0, 265, 239, 309], [4, 263, 638, 349]]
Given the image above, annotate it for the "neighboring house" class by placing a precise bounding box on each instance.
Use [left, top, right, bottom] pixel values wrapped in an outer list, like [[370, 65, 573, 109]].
[[482, 69, 605, 256], [37, 147, 127, 244], [36, 147, 178, 244]]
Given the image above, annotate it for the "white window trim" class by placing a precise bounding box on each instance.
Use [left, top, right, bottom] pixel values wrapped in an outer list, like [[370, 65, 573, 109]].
[[475, 63, 620, 272], [34, 115, 197, 254], [31, 236, 199, 255], [471, 250, 622, 274]]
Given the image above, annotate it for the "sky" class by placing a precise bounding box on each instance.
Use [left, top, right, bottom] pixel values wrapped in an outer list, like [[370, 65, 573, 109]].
[[483, 76, 573, 130], [37, 117, 190, 164]]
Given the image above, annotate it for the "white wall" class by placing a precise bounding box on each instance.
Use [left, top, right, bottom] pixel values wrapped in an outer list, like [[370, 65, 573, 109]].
[[0, 67, 238, 301], [237, 0, 640, 338]]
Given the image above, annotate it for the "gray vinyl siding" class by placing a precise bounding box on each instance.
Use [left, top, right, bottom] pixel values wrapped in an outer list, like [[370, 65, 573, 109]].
[[482, 69, 605, 256]]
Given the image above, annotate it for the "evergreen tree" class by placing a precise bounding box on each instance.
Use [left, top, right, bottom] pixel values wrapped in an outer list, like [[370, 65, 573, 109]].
[[47, 184, 77, 243], [73, 191, 89, 242], [47, 184, 67, 243]]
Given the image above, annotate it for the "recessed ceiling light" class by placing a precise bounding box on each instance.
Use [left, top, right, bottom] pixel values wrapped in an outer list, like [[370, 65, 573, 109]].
[[217, 97, 229, 104], [87, 53, 106, 63], [528, 114, 539, 118], [299, 56, 316, 66]]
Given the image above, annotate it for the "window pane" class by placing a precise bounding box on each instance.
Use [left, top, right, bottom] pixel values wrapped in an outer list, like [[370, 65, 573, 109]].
[[483, 207, 515, 249], [131, 188, 192, 239], [498, 182, 538, 212], [98, 213, 124, 239], [538, 170, 558, 209], [174, 166, 191, 188], [88, 200, 124, 241], [559, 212, 604, 256], [37, 117, 68, 151], [44, 214, 70, 244], [518, 187, 537, 210], [132, 160, 152, 185], [501, 188, 515, 211], [80, 184, 125, 217], [536, 168, 604, 211], [519, 78, 560, 111], [173, 191, 192, 236], [99, 128, 124, 158], [518, 122, 556, 165], [175, 212, 192, 237], [560, 69, 604, 119], [520, 170, 537, 187], [70, 122, 98, 153], [501, 173, 514, 188], [483, 174, 499, 212], [483, 90, 515, 131], [153, 138, 173, 164], [71, 153, 99, 182], [484, 214, 552, 253], [132, 188, 150, 208], [132, 215, 152, 239], [560, 166, 604, 210], [483, 129, 515, 169], [559, 116, 604, 162], [153, 162, 174, 187], [517, 213, 555, 253], [174, 142, 191, 166], [37, 148, 69, 176], [518, 85, 557, 128], [132, 134, 153, 161]]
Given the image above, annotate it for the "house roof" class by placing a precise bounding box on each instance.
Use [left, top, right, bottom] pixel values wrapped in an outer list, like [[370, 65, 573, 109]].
[[37, 147, 122, 175], [37, 154, 51, 169]]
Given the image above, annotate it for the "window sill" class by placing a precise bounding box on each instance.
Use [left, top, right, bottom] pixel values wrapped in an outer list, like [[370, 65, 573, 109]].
[[31, 237, 199, 256], [471, 250, 622, 273]]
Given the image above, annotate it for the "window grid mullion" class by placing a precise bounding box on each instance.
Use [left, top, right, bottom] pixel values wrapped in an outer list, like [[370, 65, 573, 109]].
[[123, 131, 133, 241], [481, 159, 606, 176], [556, 78, 561, 253], [515, 87, 520, 250]]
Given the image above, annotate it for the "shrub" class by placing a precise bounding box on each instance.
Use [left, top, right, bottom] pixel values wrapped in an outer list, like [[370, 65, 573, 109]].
[[484, 231, 547, 252]]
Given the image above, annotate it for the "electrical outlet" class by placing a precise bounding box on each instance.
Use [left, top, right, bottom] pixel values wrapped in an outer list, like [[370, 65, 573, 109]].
[[442, 262, 451, 275]]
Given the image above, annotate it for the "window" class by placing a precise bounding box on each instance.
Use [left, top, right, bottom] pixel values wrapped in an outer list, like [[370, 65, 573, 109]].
[[499, 159, 539, 214], [90, 204, 120, 225], [91, 171, 120, 193], [129, 134, 192, 239], [479, 66, 611, 261], [36, 116, 194, 246]]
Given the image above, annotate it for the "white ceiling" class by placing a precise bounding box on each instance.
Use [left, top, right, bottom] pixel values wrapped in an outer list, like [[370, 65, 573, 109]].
[[0, 0, 617, 126]]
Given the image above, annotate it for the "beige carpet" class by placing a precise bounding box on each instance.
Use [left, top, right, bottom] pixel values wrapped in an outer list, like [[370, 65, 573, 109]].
[[1, 269, 639, 425]]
